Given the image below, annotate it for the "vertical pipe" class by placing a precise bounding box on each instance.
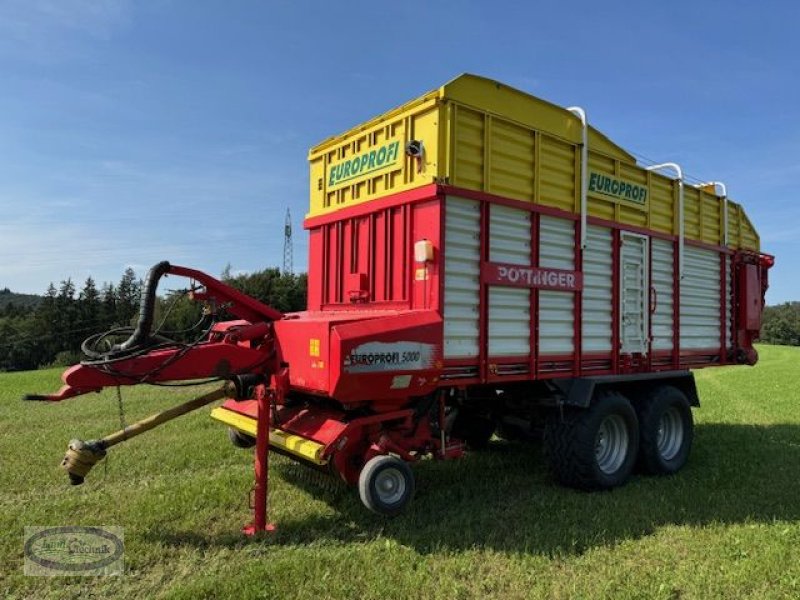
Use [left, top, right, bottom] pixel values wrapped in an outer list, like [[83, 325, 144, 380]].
[[567, 107, 588, 250], [645, 163, 684, 279]]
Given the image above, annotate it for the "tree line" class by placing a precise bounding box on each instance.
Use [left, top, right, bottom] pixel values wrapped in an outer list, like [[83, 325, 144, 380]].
[[760, 302, 800, 347], [0, 266, 307, 372]]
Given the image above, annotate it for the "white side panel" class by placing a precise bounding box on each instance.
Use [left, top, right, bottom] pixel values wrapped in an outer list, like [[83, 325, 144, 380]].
[[540, 291, 574, 354], [620, 233, 649, 355], [488, 287, 530, 356], [489, 204, 531, 265], [581, 225, 613, 353], [539, 216, 575, 354], [680, 246, 721, 350], [539, 216, 575, 271], [443, 197, 480, 358], [488, 204, 531, 357], [651, 239, 675, 351]]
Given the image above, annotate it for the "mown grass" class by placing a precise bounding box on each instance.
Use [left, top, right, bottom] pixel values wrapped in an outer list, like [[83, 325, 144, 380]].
[[1, 345, 799, 599]]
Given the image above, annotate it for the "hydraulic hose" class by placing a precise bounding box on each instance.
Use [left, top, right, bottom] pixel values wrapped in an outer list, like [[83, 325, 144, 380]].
[[82, 261, 172, 359]]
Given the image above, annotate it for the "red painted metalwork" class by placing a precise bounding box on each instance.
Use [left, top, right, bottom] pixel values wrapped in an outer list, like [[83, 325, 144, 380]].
[[243, 379, 275, 536], [48, 340, 268, 401], [304, 184, 439, 229], [38, 263, 283, 402]]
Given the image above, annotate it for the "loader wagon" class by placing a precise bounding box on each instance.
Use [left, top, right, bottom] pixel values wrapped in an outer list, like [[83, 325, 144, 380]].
[[37, 74, 772, 530]]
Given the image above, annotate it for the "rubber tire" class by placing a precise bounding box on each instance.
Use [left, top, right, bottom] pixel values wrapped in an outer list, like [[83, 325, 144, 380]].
[[636, 385, 693, 475], [451, 412, 496, 450], [358, 455, 415, 517], [228, 427, 256, 449], [544, 391, 639, 490]]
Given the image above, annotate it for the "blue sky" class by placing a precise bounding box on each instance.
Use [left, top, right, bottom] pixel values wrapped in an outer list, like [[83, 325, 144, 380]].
[[1, 1, 797, 303]]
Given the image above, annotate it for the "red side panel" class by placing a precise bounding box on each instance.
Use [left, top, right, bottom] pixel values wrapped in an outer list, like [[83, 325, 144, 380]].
[[303, 190, 441, 312], [389, 205, 408, 303], [330, 310, 443, 406], [740, 264, 762, 331], [273, 316, 333, 394], [307, 228, 323, 310], [733, 253, 773, 364], [373, 210, 387, 303], [411, 200, 441, 311]]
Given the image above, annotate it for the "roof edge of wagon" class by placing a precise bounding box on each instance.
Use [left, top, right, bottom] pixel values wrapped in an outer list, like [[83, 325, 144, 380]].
[[309, 73, 636, 164], [439, 73, 636, 163]]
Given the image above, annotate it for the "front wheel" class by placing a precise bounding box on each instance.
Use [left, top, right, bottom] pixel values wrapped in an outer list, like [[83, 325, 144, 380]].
[[636, 386, 693, 475], [358, 455, 415, 517], [544, 391, 639, 490], [228, 427, 256, 449]]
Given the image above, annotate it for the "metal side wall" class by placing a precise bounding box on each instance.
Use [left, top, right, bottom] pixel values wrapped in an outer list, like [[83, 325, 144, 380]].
[[581, 225, 613, 353], [651, 238, 675, 351], [538, 215, 575, 355], [488, 204, 531, 357], [443, 196, 481, 358], [680, 245, 722, 350]]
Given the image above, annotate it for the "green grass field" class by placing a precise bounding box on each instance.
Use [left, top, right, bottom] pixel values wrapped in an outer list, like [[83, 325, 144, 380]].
[[1, 345, 799, 599]]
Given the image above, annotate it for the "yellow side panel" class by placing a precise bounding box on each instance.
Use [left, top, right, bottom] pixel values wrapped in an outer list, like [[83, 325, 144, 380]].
[[451, 105, 485, 191], [441, 74, 636, 163], [487, 117, 535, 200], [307, 98, 441, 218], [650, 174, 675, 235], [538, 134, 576, 212], [738, 204, 760, 251], [588, 152, 615, 174], [727, 203, 742, 248], [587, 196, 616, 221], [683, 186, 701, 242], [701, 193, 722, 245], [620, 203, 648, 228], [619, 162, 648, 185]]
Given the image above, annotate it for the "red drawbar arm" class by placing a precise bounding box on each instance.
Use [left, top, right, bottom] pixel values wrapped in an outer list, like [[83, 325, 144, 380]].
[[168, 265, 283, 323], [40, 339, 270, 401], [27, 263, 283, 402]]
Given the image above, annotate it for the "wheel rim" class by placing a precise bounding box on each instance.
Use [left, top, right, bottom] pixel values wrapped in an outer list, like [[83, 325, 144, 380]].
[[595, 414, 629, 475], [656, 406, 684, 461], [375, 467, 406, 505]]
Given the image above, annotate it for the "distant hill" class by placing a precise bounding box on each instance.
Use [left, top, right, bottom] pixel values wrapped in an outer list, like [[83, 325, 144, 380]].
[[0, 288, 41, 311]]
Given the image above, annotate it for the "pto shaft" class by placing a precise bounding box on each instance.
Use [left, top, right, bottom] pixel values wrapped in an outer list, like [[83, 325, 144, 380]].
[[61, 384, 231, 485]]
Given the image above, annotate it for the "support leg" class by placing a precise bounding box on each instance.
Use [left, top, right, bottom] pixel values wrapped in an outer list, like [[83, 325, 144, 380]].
[[243, 374, 284, 535]]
